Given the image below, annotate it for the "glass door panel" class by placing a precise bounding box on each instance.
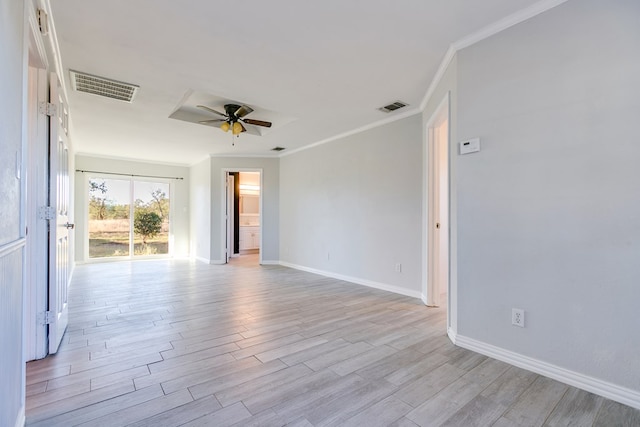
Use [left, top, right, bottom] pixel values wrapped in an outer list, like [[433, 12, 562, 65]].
[[133, 181, 170, 256], [88, 178, 131, 258]]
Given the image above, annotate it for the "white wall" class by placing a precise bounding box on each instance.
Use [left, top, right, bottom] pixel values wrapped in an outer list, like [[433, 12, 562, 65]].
[[280, 114, 423, 297], [74, 155, 190, 260], [190, 157, 211, 262], [210, 156, 280, 263], [455, 0, 640, 392], [0, 0, 26, 425]]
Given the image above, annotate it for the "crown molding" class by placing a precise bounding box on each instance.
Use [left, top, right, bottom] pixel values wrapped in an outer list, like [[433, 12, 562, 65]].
[[279, 107, 421, 157], [288, 0, 570, 158]]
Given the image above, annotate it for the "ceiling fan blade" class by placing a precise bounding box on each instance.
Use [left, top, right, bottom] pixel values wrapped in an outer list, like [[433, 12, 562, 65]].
[[198, 119, 225, 124], [197, 105, 227, 118], [240, 122, 247, 133], [235, 105, 254, 118], [242, 118, 272, 128]]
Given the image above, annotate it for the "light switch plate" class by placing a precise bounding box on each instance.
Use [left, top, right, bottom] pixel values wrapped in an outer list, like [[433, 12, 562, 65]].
[[459, 138, 480, 155]]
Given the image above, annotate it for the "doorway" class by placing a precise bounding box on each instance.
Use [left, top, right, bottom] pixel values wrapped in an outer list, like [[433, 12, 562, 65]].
[[426, 94, 450, 314], [224, 169, 262, 264]]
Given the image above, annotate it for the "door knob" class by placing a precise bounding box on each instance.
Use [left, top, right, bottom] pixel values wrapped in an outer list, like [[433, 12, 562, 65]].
[[65, 222, 75, 230]]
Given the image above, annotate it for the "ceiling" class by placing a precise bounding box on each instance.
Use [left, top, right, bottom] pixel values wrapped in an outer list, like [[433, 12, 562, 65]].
[[49, 0, 542, 166]]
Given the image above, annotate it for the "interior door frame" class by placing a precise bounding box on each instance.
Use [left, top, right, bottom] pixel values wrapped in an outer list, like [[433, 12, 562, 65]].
[[225, 173, 235, 262], [424, 93, 452, 328], [220, 168, 263, 264]]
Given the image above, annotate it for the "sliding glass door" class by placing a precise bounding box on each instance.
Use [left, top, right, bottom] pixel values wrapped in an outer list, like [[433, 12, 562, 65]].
[[87, 176, 170, 259], [88, 178, 131, 258], [133, 181, 170, 256]]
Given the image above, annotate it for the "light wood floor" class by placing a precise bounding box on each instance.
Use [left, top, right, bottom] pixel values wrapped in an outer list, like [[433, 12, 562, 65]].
[[26, 256, 640, 426]]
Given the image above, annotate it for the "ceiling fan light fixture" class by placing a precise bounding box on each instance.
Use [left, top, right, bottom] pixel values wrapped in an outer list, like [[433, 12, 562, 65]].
[[220, 122, 230, 132], [232, 121, 243, 135]]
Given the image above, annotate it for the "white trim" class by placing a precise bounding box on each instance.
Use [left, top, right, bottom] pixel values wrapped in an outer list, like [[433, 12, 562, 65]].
[[453, 0, 569, 51], [447, 327, 457, 344], [39, 0, 69, 99], [420, 0, 569, 112], [75, 151, 190, 168], [0, 239, 26, 258], [210, 259, 226, 265], [213, 153, 280, 159], [280, 261, 422, 300], [14, 406, 25, 427], [424, 93, 450, 309], [27, 1, 49, 69], [419, 47, 456, 112], [455, 334, 640, 411], [280, 108, 421, 157], [260, 260, 280, 265]]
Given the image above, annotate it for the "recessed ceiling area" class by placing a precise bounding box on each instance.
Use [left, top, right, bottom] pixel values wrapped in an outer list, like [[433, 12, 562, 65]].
[[168, 90, 296, 138], [49, 0, 543, 165]]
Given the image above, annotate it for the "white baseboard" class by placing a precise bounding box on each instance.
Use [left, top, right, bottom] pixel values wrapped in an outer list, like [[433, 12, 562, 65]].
[[193, 256, 211, 264], [260, 260, 280, 265], [447, 327, 457, 344], [279, 261, 422, 299], [455, 334, 640, 411], [15, 406, 25, 427], [209, 259, 226, 265]]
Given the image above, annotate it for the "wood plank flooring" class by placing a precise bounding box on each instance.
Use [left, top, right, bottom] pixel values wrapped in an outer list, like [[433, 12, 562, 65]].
[[25, 256, 640, 426]]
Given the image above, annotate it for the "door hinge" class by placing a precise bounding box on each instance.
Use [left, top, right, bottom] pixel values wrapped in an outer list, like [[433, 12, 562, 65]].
[[39, 206, 56, 220], [38, 311, 56, 325], [39, 101, 57, 117], [37, 9, 49, 35]]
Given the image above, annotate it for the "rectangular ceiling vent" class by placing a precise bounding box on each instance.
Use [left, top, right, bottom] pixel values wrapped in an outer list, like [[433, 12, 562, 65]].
[[70, 70, 139, 103], [379, 101, 408, 113], [271, 146, 286, 152]]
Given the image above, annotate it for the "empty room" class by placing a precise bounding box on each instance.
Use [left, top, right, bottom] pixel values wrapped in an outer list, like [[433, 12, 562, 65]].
[[1, 0, 640, 426]]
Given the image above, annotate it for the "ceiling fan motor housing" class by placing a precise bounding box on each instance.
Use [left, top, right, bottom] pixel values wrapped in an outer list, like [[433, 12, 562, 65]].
[[224, 104, 243, 120]]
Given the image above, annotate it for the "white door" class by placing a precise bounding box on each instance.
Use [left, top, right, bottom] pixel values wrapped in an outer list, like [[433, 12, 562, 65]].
[[434, 118, 449, 304], [427, 100, 450, 308], [48, 72, 71, 354]]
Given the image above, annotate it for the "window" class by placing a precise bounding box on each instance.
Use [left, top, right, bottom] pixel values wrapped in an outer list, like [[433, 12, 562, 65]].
[[87, 177, 170, 259]]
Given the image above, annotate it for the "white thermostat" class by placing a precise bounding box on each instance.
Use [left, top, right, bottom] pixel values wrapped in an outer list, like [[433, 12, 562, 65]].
[[459, 138, 480, 155]]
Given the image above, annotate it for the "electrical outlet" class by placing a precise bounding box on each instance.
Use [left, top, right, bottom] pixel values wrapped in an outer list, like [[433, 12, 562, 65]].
[[512, 308, 525, 327], [395, 263, 402, 273]]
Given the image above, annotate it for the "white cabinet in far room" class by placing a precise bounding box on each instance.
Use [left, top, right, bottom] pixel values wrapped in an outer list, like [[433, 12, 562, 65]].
[[239, 226, 260, 250]]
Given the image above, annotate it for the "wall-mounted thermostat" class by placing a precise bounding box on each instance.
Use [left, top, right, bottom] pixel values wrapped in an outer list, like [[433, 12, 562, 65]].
[[459, 138, 480, 155]]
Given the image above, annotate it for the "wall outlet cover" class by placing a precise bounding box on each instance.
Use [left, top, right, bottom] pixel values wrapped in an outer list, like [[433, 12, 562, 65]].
[[512, 308, 525, 327]]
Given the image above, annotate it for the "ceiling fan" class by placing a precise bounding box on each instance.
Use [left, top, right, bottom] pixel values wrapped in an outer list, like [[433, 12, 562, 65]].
[[197, 104, 272, 138]]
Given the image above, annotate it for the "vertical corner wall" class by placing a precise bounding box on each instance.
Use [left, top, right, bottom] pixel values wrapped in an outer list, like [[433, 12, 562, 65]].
[[0, 0, 26, 425], [454, 0, 640, 392]]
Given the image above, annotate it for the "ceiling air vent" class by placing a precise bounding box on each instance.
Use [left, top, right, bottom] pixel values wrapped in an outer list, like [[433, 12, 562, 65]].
[[70, 70, 139, 103], [379, 101, 408, 113], [271, 146, 286, 152]]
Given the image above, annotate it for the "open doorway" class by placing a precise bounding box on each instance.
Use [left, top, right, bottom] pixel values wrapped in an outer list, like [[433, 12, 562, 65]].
[[426, 94, 450, 316], [224, 170, 262, 265]]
